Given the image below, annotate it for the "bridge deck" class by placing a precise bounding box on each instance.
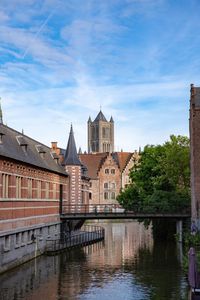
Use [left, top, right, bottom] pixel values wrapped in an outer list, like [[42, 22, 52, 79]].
[[61, 212, 191, 220]]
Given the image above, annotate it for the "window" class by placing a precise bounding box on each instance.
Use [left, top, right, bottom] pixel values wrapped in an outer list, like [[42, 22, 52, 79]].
[[111, 169, 115, 174], [104, 192, 109, 200], [46, 182, 49, 198], [27, 178, 32, 198], [16, 176, 22, 198], [105, 169, 109, 174], [89, 192, 92, 200], [37, 180, 41, 199], [111, 183, 115, 189], [89, 182, 92, 188], [104, 182, 108, 189], [111, 192, 115, 200], [2, 174, 10, 198], [53, 183, 56, 199]]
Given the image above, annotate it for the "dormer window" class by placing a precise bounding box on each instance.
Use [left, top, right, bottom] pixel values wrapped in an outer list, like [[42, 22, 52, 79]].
[[36, 145, 46, 159], [16, 136, 28, 152], [0, 132, 5, 144], [51, 152, 59, 164]]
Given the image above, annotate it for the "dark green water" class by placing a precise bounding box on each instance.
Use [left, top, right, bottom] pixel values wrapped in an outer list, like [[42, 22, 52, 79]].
[[0, 221, 189, 300]]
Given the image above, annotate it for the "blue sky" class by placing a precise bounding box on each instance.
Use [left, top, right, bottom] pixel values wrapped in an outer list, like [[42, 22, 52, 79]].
[[0, 0, 199, 151]]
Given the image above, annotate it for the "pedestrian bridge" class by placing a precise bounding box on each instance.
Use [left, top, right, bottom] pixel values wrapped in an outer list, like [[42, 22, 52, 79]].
[[61, 204, 191, 220]]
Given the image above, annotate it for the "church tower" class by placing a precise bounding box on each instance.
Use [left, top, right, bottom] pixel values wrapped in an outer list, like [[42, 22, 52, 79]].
[[88, 110, 114, 153]]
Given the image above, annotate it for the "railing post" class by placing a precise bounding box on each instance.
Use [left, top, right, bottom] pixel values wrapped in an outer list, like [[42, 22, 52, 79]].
[[176, 220, 183, 243]]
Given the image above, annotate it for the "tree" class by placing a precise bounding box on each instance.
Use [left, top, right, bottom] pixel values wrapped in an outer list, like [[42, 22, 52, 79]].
[[117, 135, 190, 213]]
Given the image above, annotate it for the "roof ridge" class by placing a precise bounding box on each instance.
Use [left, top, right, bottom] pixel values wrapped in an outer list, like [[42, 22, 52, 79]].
[[0, 123, 51, 150]]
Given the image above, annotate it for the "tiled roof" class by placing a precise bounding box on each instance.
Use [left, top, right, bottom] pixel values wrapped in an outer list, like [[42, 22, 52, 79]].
[[79, 153, 108, 179], [112, 152, 133, 172], [79, 152, 134, 179], [0, 124, 68, 176]]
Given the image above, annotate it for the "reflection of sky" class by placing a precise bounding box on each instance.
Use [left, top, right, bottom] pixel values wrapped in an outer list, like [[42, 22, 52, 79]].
[[79, 273, 150, 300]]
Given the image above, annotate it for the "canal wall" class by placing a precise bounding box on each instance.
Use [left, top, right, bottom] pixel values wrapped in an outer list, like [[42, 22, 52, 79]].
[[0, 221, 61, 274], [0, 222, 104, 274]]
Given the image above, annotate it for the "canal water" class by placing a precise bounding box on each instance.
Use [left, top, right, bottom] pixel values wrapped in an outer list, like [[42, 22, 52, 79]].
[[0, 221, 189, 300]]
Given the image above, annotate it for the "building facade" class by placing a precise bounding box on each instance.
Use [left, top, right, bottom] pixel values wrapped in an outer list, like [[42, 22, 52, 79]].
[[0, 120, 89, 273], [190, 84, 200, 222], [79, 151, 138, 210], [88, 110, 114, 153]]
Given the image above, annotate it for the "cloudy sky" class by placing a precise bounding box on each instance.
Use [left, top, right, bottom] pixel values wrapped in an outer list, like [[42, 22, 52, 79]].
[[0, 0, 199, 152]]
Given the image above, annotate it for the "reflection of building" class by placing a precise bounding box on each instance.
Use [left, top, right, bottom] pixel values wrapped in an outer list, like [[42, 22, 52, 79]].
[[88, 110, 114, 153], [0, 222, 153, 300], [84, 222, 153, 268], [0, 106, 89, 273], [79, 151, 139, 207], [190, 84, 200, 221]]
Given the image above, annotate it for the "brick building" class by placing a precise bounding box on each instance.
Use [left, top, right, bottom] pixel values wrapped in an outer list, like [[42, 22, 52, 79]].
[[0, 116, 89, 273], [190, 84, 200, 222], [79, 151, 138, 209]]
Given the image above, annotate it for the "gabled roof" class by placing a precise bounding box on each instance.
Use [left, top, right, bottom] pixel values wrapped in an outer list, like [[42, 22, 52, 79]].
[[94, 110, 107, 122], [112, 152, 134, 172], [64, 125, 82, 166], [79, 153, 108, 179], [79, 152, 135, 179], [0, 124, 67, 176]]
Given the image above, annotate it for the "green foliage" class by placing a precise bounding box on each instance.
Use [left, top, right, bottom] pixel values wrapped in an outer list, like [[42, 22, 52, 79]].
[[117, 135, 190, 213]]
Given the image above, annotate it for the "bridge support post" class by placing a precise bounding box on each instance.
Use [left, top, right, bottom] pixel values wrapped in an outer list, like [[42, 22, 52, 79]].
[[176, 220, 183, 243]]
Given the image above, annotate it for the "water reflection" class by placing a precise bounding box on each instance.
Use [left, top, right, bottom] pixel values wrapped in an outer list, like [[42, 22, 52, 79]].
[[0, 221, 189, 300]]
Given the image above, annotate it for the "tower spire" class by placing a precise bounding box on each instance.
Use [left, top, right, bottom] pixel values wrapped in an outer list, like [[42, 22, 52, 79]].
[[0, 98, 3, 124], [64, 124, 82, 166]]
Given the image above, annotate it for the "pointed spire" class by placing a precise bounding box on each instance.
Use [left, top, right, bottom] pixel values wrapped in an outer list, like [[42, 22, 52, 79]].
[[94, 110, 107, 122], [22, 129, 24, 135], [88, 116, 92, 123], [0, 98, 3, 124], [64, 124, 82, 166], [110, 116, 114, 123]]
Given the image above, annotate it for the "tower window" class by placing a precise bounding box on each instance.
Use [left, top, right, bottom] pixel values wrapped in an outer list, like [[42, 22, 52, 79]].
[[111, 169, 115, 174]]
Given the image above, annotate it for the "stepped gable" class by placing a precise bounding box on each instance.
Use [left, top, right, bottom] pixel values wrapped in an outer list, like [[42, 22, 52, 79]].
[[64, 125, 82, 166], [0, 123, 67, 176], [79, 153, 108, 179], [112, 152, 133, 172]]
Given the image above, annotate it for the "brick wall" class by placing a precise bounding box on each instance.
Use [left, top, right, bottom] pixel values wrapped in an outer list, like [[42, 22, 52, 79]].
[[190, 84, 200, 220], [0, 158, 69, 232]]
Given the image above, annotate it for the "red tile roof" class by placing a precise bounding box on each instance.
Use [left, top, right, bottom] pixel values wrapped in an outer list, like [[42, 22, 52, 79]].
[[79, 153, 108, 179]]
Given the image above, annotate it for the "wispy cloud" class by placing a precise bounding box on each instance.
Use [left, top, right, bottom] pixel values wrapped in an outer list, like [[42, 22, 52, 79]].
[[0, 0, 198, 151]]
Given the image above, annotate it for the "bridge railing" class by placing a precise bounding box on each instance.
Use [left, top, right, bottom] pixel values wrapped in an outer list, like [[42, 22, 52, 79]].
[[62, 203, 191, 215], [62, 203, 125, 214]]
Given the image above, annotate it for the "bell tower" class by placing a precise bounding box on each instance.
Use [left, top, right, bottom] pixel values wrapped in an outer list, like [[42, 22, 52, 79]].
[[88, 110, 114, 153]]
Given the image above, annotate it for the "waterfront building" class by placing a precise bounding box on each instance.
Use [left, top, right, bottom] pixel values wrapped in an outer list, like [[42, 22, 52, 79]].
[[0, 115, 89, 273], [190, 84, 200, 223], [79, 151, 138, 208]]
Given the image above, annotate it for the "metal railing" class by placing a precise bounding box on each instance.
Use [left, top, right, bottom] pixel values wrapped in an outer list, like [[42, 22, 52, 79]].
[[62, 203, 191, 215], [62, 204, 125, 214], [45, 225, 105, 253]]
